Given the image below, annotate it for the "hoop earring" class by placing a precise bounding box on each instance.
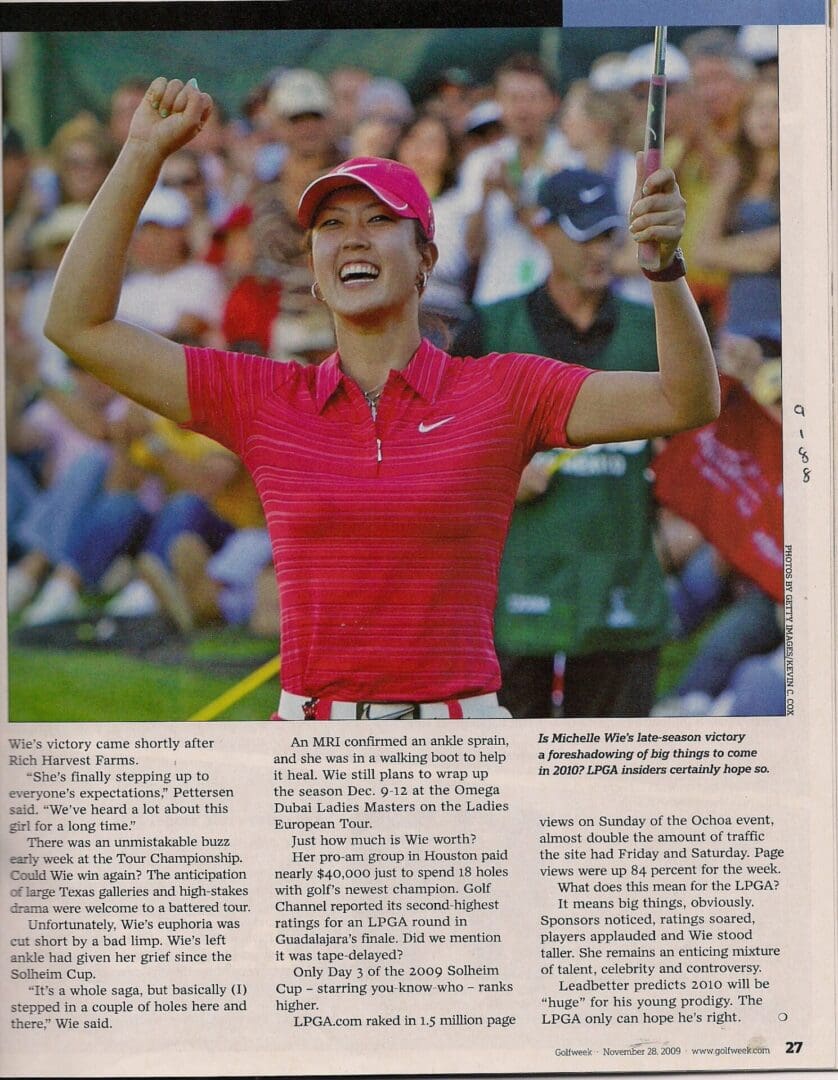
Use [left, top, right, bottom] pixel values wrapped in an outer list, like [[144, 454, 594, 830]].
[[416, 270, 429, 294], [311, 281, 324, 302]]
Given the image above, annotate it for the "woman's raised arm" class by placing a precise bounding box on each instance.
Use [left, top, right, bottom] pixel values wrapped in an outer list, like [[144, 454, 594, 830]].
[[565, 156, 720, 447], [44, 78, 213, 423]]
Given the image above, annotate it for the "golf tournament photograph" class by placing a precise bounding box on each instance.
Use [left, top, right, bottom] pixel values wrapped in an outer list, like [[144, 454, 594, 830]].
[[2, 9, 836, 1080], [3, 16, 794, 723]]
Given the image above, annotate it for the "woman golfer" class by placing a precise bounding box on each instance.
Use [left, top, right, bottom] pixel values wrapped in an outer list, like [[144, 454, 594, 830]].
[[45, 77, 719, 720]]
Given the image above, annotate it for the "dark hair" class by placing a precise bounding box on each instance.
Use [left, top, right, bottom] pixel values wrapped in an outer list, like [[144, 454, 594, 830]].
[[494, 53, 555, 93], [3, 122, 25, 157], [725, 82, 780, 230], [394, 110, 460, 196], [412, 219, 431, 247]]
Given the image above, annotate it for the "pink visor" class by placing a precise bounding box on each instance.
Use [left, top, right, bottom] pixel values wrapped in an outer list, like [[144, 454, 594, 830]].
[[297, 156, 435, 240]]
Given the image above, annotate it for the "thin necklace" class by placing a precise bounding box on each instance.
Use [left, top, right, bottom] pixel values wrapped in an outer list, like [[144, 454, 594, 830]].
[[362, 381, 386, 412]]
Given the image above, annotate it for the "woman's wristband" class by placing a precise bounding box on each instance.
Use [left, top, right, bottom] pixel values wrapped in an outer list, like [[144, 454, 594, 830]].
[[641, 247, 687, 282]]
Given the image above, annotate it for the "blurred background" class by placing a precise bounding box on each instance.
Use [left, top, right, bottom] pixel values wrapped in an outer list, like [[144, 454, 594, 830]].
[[3, 26, 784, 721], [4, 28, 687, 147]]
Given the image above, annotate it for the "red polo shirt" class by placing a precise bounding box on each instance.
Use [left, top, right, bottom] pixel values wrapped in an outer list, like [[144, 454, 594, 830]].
[[184, 339, 592, 701]]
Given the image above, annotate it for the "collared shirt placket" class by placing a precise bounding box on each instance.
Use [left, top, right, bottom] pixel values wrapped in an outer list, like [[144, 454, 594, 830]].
[[366, 394, 383, 464], [346, 379, 386, 471]]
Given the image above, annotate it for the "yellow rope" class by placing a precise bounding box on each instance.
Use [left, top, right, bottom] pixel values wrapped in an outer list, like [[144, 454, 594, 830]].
[[544, 448, 582, 475], [187, 654, 281, 721]]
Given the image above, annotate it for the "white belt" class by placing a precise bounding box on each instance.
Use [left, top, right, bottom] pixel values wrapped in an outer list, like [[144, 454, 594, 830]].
[[275, 690, 507, 720]]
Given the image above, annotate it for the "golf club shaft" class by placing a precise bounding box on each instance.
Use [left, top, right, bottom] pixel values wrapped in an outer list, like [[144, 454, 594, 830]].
[[638, 26, 668, 270]]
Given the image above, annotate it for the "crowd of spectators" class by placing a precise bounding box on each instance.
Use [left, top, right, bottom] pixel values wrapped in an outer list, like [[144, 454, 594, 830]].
[[4, 26, 784, 716]]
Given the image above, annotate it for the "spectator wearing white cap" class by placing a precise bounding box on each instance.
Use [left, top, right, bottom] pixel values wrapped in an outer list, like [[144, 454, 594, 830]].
[[249, 68, 340, 360], [349, 77, 415, 159], [269, 68, 337, 162], [246, 67, 338, 188], [118, 185, 224, 344], [357, 77, 415, 125], [460, 100, 505, 162], [588, 52, 629, 93], [617, 41, 693, 151], [587, 44, 690, 308], [736, 25, 779, 77]]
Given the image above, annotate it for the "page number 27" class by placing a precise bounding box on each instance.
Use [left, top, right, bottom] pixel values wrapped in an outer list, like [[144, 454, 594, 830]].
[[785, 1041, 803, 1054]]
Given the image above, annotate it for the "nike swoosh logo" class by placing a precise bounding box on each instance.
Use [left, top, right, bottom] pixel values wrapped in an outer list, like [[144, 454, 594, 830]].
[[579, 185, 606, 203], [418, 417, 455, 433], [341, 163, 409, 210]]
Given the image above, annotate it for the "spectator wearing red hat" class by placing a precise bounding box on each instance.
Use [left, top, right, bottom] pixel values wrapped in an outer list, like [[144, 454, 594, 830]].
[[206, 203, 281, 356], [44, 76, 718, 720]]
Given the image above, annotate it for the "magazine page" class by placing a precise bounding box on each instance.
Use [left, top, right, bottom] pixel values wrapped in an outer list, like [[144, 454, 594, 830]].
[[1, 2, 835, 1077]]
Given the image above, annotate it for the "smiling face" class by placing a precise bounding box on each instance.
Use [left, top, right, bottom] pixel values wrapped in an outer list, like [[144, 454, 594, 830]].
[[309, 184, 436, 324]]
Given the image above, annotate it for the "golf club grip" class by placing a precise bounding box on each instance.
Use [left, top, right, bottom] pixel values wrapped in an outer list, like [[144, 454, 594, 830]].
[[638, 74, 667, 271]]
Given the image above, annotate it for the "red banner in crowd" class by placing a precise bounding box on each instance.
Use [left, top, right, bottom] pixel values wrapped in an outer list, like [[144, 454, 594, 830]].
[[651, 375, 784, 602]]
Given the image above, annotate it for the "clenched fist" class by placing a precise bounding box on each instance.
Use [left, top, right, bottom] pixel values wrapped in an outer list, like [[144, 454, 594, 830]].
[[127, 77, 214, 162]]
